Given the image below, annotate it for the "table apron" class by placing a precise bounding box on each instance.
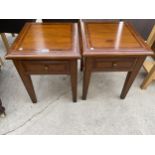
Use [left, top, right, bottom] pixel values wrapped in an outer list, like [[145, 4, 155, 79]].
[[21, 60, 73, 75], [90, 57, 138, 72]]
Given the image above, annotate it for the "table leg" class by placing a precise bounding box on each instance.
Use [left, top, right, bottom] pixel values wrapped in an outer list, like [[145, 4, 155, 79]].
[[120, 57, 146, 99], [70, 60, 77, 102], [13, 60, 37, 103], [82, 58, 92, 100], [0, 99, 5, 117]]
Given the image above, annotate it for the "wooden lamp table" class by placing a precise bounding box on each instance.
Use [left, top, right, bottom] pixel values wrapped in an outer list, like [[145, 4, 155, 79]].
[[6, 23, 80, 103], [80, 21, 153, 100]]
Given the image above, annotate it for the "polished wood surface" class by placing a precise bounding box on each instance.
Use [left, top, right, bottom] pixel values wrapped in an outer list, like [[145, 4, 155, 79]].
[[80, 21, 154, 100], [16, 24, 72, 50], [6, 23, 80, 60], [6, 23, 80, 102], [87, 23, 141, 48], [81, 21, 152, 56]]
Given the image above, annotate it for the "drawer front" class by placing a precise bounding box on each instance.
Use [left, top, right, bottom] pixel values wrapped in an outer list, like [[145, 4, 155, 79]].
[[92, 57, 137, 71], [22, 61, 70, 74]]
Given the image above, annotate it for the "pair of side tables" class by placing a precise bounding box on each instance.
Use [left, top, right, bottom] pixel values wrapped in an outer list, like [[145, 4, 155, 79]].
[[6, 21, 153, 103]]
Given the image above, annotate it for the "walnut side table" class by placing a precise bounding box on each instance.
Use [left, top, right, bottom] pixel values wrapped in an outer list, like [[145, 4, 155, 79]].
[[6, 23, 80, 103], [80, 21, 153, 100]]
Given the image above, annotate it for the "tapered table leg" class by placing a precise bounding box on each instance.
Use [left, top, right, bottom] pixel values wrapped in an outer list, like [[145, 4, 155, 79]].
[[82, 58, 92, 100], [13, 61, 37, 103], [70, 60, 77, 102], [120, 57, 146, 99]]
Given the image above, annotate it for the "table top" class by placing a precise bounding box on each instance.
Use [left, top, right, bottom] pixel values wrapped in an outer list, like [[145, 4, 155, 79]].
[[80, 21, 153, 56], [6, 23, 80, 60]]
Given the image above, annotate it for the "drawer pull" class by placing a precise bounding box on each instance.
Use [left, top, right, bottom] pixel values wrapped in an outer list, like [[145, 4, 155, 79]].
[[44, 66, 49, 71], [112, 63, 117, 67]]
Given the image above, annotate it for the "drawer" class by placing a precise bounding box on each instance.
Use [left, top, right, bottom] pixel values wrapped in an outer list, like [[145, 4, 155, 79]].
[[22, 61, 70, 74], [92, 57, 137, 71]]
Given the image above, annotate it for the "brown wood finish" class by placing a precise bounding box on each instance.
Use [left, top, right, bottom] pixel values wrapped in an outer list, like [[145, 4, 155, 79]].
[[82, 58, 92, 100], [92, 57, 137, 71], [6, 23, 80, 103], [80, 20, 153, 100], [78, 20, 84, 71], [6, 23, 80, 60], [13, 60, 37, 103], [120, 56, 146, 99], [70, 60, 77, 102], [22, 60, 70, 74], [81, 21, 152, 56]]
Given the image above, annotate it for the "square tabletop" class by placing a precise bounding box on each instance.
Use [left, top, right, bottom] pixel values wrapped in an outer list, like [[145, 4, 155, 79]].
[[80, 21, 153, 56], [6, 23, 80, 60]]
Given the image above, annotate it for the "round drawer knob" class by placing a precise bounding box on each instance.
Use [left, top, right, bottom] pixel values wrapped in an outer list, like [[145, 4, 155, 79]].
[[113, 63, 117, 67], [44, 66, 49, 71]]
